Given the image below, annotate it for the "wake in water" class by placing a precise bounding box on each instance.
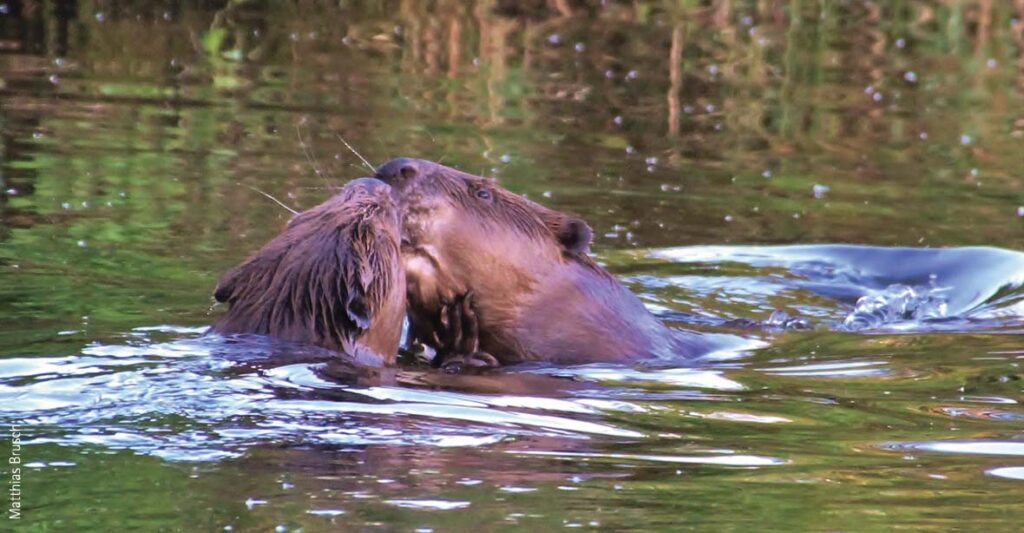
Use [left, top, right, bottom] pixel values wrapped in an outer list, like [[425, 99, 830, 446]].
[[648, 244, 1024, 333]]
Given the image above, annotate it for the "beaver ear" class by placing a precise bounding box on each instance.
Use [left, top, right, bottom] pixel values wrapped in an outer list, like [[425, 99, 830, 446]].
[[555, 217, 593, 254]]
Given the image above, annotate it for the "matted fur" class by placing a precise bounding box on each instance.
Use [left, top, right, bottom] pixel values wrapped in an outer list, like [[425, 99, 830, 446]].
[[211, 178, 405, 363]]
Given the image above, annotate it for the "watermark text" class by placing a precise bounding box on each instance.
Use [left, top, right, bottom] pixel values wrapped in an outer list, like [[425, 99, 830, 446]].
[[7, 425, 21, 521]]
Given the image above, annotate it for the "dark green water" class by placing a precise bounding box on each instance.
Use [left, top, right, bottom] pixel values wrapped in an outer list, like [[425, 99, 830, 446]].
[[2, 1, 1023, 531]]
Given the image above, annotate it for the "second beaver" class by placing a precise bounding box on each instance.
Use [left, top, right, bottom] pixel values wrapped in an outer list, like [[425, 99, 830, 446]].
[[211, 177, 406, 367], [375, 158, 720, 367]]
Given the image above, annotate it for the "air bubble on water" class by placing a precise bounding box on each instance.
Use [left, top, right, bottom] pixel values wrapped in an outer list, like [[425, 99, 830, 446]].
[[904, 71, 917, 82], [245, 498, 267, 510], [959, 134, 972, 145], [574, 42, 586, 53], [812, 184, 830, 199], [896, 38, 906, 48]]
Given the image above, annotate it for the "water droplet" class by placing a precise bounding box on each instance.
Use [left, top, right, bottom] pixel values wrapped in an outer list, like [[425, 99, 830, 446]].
[[1016, 206, 1024, 217], [32, 132, 44, 139], [542, 191, 552, 198], [604, 69, 615, 79], [896, 38, 906, 48], [705, 104, 716, 112], [761, 169, 772, 178], [708, 65, 719, 76], [919, 131, 929, 140], [724, 215, 734, 222], [625, 146, 635, 154], [792, 213, 801, 219], [812, 184, 830, 199], [683, 105, 694, 114], [625, 70, 638, 81], [574, 42, 585, 52], [48, 74, 59, 85], [61, 202, 72, 209], [547, 34, 561, 45], [645, 157, 658, 166], [872, 92, 883, 102], [499, 154, 511, 163], [77, 240, 87, 248], [5, 188, 16, 195], [959, 134, 972, 145], [903, 71, 917, 82], [970, 168, 978, 177], [612, 115, 623, 125], [95, 11, 106, 22], [986, 58, 997, 68]]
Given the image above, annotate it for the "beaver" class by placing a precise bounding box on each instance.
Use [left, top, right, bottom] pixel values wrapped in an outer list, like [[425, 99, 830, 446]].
[[374, 158, 718, 367], [211, 177, 406, 367]]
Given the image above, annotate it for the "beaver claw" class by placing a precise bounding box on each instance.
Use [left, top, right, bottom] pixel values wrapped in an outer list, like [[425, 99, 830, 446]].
[[430, 291, 499, 370], [440, 351, 500, 373]]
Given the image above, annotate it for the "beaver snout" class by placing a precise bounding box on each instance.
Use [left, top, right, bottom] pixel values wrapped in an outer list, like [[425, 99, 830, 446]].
[[375, 157, 433, 192]]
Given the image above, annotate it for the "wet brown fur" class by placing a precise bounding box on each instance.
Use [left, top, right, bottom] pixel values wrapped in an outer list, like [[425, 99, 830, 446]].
[[376, 158, 711, 366], [211, 178, 406, 366]]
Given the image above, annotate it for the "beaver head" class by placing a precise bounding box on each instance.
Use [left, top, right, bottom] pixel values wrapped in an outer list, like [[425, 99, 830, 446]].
[[212, 177, 406, 366], [373, 158, 680, 365]]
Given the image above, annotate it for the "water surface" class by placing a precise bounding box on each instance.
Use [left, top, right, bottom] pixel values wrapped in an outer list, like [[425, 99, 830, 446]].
[[2, 1, 1023, 531]]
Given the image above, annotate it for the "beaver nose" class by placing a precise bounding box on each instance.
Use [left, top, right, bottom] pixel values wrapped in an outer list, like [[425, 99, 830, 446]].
[[375, 157, 429, 190]]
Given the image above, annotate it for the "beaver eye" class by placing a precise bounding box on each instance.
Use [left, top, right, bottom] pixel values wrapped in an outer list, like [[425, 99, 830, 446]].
[[475, 189, 492, 201]]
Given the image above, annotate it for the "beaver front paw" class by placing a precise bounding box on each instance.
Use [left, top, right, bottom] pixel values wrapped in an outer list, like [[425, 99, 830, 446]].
[[430, 291, 499, 370]]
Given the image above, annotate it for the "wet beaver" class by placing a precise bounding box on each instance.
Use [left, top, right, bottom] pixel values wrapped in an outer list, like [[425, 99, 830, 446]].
[[211, 177, 406, 367], [374, 158, 717, 367]]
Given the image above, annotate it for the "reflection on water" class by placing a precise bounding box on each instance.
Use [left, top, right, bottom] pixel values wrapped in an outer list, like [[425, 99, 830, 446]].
[[2, 0, 1024, 531]]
